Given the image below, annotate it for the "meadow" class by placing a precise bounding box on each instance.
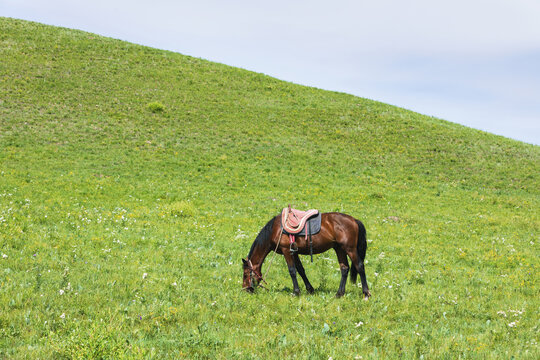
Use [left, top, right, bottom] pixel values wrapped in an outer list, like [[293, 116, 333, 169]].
[[0, 18, 538, 359]]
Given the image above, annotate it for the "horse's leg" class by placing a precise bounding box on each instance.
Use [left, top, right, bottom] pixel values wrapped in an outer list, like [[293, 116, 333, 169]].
[[283, 248, 301, 296], [293, 254, 314, 294], [334, 247, 350, 298], [346, 247, 371, 299]]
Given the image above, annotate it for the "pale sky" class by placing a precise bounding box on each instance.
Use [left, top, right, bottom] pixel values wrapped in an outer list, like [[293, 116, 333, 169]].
[[2, 0, 539, 145]]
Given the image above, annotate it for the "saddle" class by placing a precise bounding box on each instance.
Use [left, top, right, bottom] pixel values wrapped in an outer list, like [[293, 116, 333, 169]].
[[281, 205, 321, 261], [281, 206, 320, 235]]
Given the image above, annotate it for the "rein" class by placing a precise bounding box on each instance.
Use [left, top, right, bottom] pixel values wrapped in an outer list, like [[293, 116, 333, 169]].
[[260, 226, 283, 285]]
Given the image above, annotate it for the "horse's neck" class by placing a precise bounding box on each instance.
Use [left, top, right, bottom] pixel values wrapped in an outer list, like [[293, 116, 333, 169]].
[[250, 242, 270, 269]]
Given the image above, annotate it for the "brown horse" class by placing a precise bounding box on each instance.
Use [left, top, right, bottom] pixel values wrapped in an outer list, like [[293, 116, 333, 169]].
[[242, 212, 371, 299]]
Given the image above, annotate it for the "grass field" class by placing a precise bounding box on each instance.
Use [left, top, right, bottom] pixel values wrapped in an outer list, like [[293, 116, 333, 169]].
[[0, 17, 538, 359]]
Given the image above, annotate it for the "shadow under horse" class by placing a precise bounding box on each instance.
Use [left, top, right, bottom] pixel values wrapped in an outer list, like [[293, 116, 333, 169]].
[[242, 210, 371, 299]]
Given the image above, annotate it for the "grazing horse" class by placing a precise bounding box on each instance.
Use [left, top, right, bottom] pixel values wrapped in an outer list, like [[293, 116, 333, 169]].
[[242, 212, 371, 298]]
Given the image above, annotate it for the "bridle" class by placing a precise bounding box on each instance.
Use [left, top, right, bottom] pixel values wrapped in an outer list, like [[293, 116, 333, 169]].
[[242, 226, 283, 292], [243, 259, 268, 290]]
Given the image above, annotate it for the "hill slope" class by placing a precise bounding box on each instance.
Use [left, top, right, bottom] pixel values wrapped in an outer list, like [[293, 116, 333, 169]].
[[1, 18, 538, 359]]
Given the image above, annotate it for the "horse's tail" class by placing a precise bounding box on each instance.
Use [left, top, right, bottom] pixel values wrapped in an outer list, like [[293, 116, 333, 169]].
[[350, 219, 367, 283]]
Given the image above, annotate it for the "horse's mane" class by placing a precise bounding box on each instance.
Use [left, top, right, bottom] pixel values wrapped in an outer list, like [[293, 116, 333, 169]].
[[248, 215, 277, 258]]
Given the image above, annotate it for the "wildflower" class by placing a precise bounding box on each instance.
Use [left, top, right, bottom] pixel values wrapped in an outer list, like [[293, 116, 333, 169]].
[[172, 282, 177, 286], [508, 322, 517, 327], [59, 289, 65, 295], [1, 253, 7, 259], [355, 321, 364, 327], [142, 273, 148, 279], [509, 309, 524, 316], [60, 313, 65, 319]]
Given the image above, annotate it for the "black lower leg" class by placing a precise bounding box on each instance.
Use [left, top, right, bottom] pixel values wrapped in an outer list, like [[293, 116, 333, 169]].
[[336, 265, 349, 297], [358, 262, 370, 298], [294, 255, 314, 293], [288, 265, 300, 295]]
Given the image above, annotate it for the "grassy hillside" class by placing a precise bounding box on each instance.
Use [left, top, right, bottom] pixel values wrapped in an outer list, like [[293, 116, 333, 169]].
[[0, 17, 538, 359]]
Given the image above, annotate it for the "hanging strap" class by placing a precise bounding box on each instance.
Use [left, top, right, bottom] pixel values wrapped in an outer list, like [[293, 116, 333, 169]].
[[309, 221, 313, 262]]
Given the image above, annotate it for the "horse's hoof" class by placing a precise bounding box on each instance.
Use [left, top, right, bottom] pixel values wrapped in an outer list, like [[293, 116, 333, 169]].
[[335, 292, 344, 298], [363, 290, 371, 300], [306, 287, 315, 294]]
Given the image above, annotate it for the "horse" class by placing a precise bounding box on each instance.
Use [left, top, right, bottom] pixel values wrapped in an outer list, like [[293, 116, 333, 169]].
[[242, 212, 371, 299]]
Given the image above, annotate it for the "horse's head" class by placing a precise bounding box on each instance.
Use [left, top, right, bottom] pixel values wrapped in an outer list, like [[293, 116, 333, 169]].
[[242, 258, 262, 292]]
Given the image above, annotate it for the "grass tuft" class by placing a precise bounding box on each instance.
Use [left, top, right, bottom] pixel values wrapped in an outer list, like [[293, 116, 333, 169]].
[[146, 101, 165, 113]]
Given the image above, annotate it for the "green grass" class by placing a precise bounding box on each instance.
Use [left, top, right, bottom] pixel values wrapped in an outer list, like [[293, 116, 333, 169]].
[[0, 17, 538, 359]]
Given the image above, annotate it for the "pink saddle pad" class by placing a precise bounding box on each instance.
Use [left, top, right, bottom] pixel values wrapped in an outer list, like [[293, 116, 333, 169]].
[[282, 206, 319, 234]]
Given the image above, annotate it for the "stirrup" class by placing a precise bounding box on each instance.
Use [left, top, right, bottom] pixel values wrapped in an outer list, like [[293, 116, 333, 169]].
[[290, 242, 298, 254]]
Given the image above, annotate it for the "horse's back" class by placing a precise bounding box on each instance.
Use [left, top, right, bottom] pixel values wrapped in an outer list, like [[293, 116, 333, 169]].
[[321, 212, 360, 229], [320, 212, 362, 243]]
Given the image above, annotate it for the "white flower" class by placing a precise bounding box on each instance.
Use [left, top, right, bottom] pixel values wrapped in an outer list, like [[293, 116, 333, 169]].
[[355, 321, 364, 327], [508, 322, 517, 327], [59, 289, 65, 295], [2, 254, 7, 259], [509, 309, 524, 316], [142, 273, 148, 279], [60, 313, 65, 319], [172, 282, 177, 286]]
